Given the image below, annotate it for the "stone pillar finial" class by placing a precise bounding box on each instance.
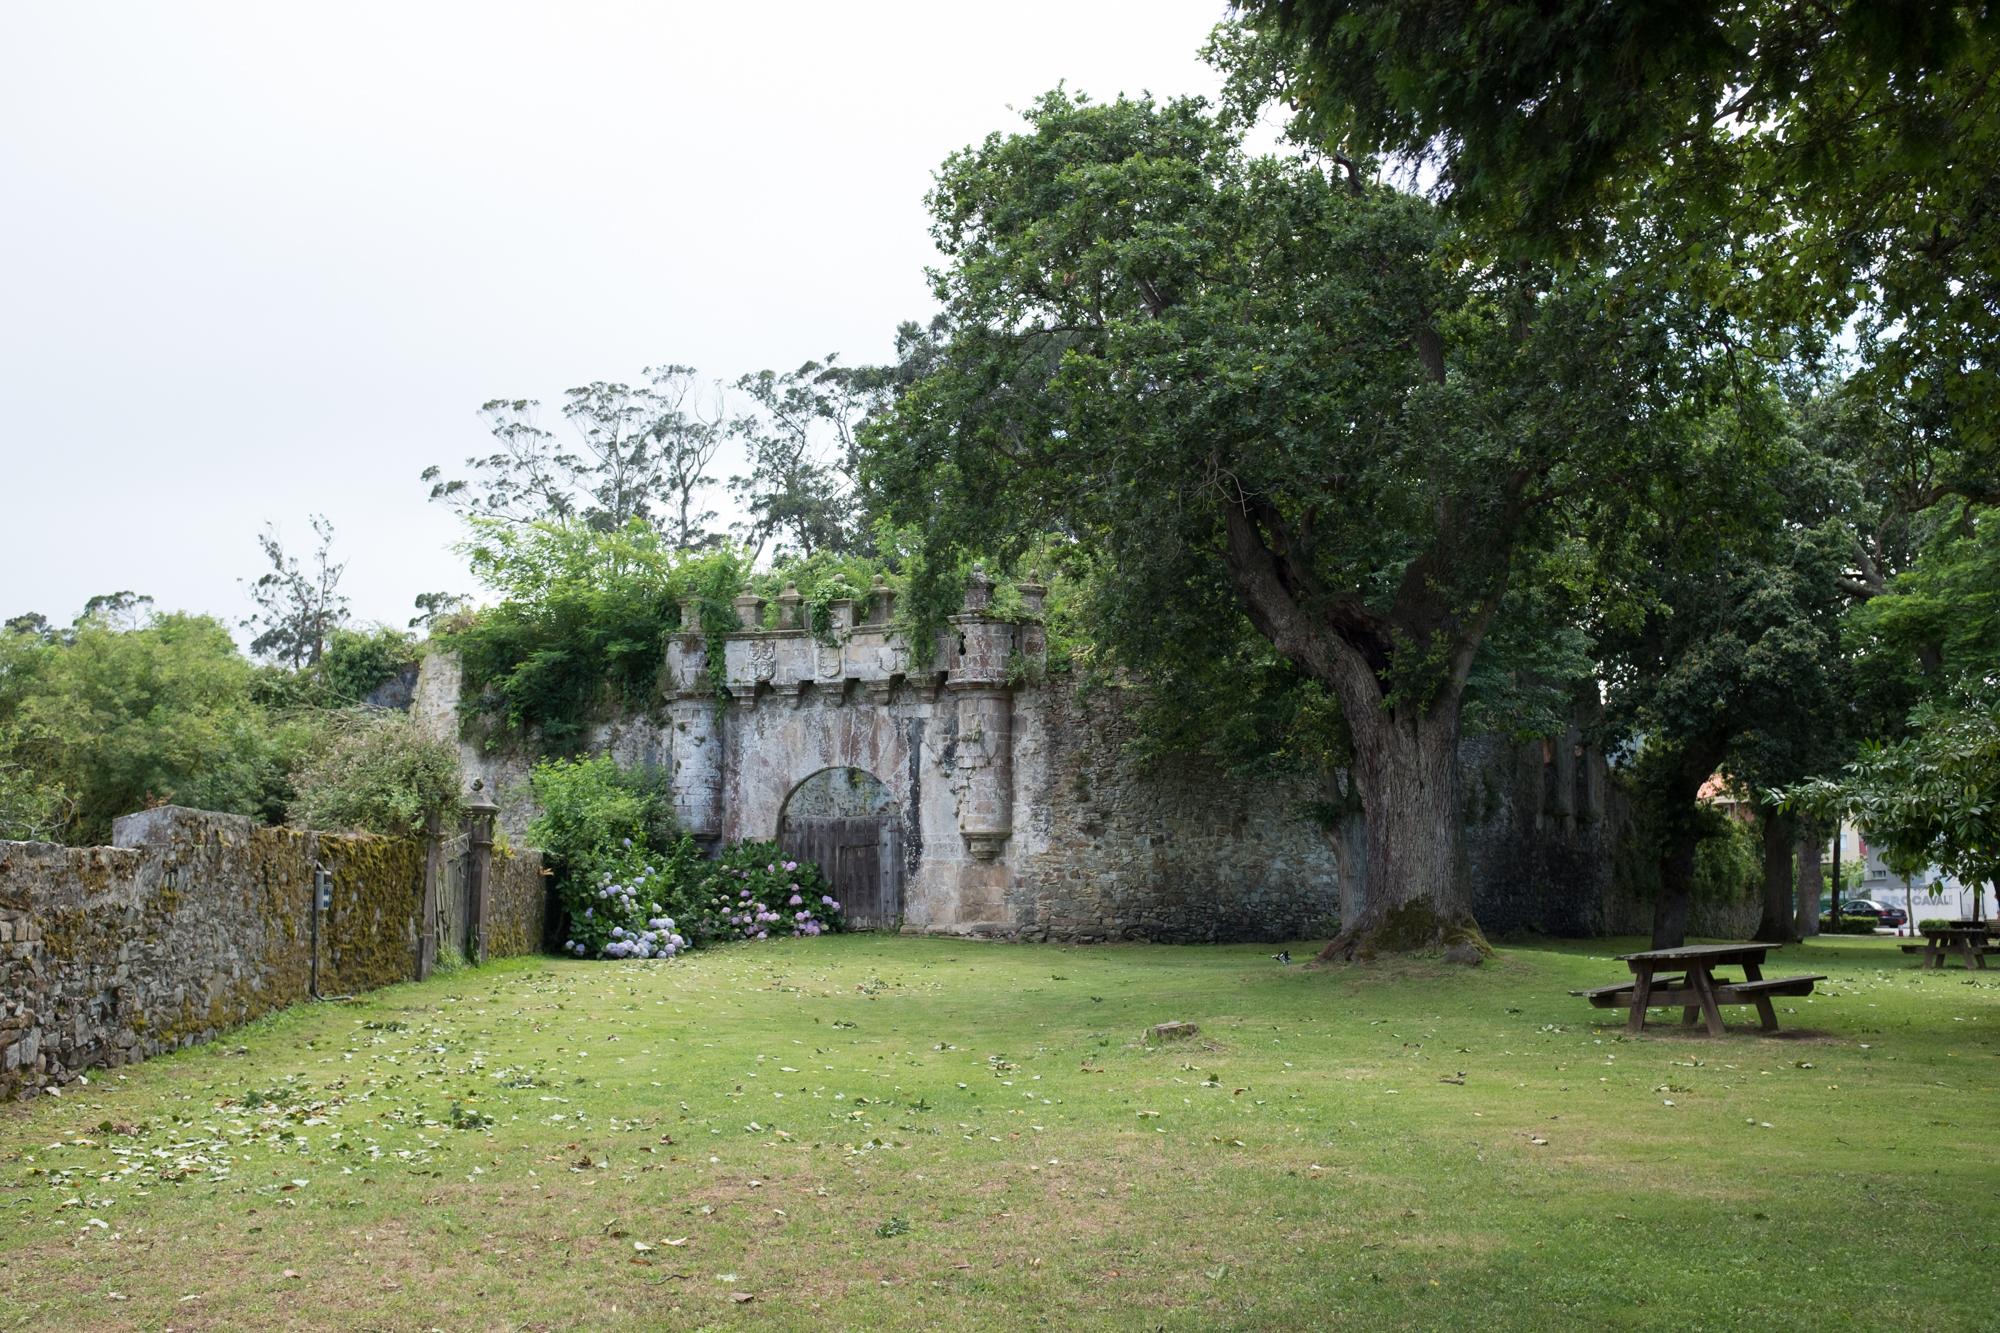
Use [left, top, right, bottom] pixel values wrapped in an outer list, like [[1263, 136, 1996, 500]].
[[1016, 570, 1047, 618], [678, 597, 703, 633], [866, 573, 896, 625], [962, 563, 994, 614], [733, 588, 766, 630], [775, 582, 804, 630]]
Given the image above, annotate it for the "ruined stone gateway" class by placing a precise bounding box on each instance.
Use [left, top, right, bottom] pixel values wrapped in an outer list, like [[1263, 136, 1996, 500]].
[[425, 567, 1684, 944], [426, 568, 1346, 943]]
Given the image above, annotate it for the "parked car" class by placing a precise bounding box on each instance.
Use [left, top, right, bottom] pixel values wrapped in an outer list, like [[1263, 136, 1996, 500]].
[[1840, 899, 1909, 929]]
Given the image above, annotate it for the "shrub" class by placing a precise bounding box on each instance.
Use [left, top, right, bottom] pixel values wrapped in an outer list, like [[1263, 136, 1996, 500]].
[[526, 754, 659, 883], [1818, 914, 1881, 935], [2, 611, 286, 843], [1692, 813, 1761, 903], [319, 627, 418, 705], [286, 712, 464, 836], [560, 838, 704, 959], [446, 520, 747, 750], [694, 840, 846, 941]]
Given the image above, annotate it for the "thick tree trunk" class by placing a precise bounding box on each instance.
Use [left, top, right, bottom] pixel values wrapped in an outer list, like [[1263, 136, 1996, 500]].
[[1754, 806, 1797, 943], [1794, 825, 1823, 937], [1328, 800, 1368, 931], [1651, 821, 1699, 950], [1317, 701, 1486, 962], [1217, 497, 1500, 963], [1646, 737, 1727, 950]]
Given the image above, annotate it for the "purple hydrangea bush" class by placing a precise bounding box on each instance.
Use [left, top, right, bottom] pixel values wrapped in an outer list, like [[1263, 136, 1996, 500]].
[[699, 840, 846, 942], [557, 836, 844, 960]]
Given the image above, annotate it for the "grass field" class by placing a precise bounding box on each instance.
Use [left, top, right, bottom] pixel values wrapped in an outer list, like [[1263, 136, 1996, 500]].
[[2, 934, 1996, 1330]]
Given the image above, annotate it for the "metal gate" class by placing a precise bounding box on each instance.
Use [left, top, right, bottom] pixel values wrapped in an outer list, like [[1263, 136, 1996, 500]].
[[779, 816, 901, 929]]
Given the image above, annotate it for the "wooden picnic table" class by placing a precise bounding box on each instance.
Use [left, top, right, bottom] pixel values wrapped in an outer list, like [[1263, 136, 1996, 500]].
[[1572, 943, 1826, 1037], [1900, 921, 1997, 970]]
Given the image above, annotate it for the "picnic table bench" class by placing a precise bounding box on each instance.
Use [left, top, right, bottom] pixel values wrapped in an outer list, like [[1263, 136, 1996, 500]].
[[1899, 921, 1998, 969], [1571, 943, 1825, 1037]]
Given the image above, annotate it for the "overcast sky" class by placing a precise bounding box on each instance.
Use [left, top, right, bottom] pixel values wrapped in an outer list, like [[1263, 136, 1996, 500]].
[[0, 1, 1229, 634]]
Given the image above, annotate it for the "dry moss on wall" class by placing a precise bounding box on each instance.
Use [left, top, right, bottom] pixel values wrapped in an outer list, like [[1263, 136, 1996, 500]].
[[0, 806, 542, 1099], [318, 833, 425, 996], [486, 849, 550, 958]]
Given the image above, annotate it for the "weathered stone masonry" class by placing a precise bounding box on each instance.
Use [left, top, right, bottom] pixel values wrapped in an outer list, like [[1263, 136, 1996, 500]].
[[1, 806, 546, 1098], [437, 567, 1348, 942], [428, 568, 1731, 945]]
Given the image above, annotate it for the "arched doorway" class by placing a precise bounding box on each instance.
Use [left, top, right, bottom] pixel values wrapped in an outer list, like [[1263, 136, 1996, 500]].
[[777, 767, 903, 929]]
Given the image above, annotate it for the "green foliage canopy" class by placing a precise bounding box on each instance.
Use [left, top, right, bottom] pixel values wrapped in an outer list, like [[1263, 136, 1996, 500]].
[[1229, 0, 2000, 484], [0, 610, 283, 843], [284, 712, 464, 838], [862, 88, 1720, 948]]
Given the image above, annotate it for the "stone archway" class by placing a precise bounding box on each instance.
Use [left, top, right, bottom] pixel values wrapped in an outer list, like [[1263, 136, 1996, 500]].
[[777, 767, 903, 929]]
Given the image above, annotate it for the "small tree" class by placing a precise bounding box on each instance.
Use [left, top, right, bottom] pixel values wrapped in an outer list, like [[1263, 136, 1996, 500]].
[[242, 515, 348, 669], [1780, 698, 2000, 920], [286, 712, 464, 838]]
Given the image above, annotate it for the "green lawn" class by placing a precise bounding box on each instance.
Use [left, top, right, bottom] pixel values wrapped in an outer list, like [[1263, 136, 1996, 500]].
[[1, 934, 1995, 1330]]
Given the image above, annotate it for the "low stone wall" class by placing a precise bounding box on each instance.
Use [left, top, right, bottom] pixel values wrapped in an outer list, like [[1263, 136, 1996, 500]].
[[0, 807, 545, 1099], [487, 846, 551, 957]]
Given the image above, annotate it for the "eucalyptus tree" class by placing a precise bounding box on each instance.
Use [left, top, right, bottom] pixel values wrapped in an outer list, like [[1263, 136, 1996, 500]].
[[241, 515, 349, 669], [729, 358, 871, 561], [862, 91, 1719, 958], [424, 366, 726, 548]]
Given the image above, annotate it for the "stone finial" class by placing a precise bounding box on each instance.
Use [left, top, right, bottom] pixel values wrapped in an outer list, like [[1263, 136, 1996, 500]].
[[866, 573, 896, 625], [775, 582, 805, 630], [962, 562, 994, 614], [1016, 570, 1047, 617], [828, 598, 856, 632], [678, 596, 703, 633], [732, 588, 766, 630]]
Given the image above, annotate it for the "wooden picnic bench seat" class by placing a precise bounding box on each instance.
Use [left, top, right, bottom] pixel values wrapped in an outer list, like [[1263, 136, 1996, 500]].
[[1577, 973, 1822, 1007], [1710, 974, 1825, 1002], [1576, 971, 1826, 1032], [1572, 977, 1685, 1006]]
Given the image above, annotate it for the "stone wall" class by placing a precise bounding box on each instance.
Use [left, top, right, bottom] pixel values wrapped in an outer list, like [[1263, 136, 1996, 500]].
[[1458, 729, 1762, 939], [415, 572, 1733, 946], [0, 807, 545, 1099], [487, 846, 551, 957], [1008, 680, 1341, 942]]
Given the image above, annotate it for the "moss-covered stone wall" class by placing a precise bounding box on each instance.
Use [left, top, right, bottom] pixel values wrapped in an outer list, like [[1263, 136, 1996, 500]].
[[486, 848, 551, 958], [0, 806, 545, 1099]]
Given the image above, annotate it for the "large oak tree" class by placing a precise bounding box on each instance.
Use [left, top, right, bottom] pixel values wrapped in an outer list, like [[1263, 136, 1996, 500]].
[[862, 91, 1712, 958]]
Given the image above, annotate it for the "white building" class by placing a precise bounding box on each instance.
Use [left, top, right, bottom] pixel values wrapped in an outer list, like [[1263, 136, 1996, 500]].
[[1857, 838, 1985, 921]]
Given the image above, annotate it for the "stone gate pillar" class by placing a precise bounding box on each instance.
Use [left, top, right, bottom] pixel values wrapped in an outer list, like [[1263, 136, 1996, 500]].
[[948, 565, 1014, 864], [666, 598, 723, 845], [465, 787, 499, 964]]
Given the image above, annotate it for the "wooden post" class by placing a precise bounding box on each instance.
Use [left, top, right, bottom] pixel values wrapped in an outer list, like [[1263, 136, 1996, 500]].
[[418, 810, 443, 980], [465, 791, 499, 965]]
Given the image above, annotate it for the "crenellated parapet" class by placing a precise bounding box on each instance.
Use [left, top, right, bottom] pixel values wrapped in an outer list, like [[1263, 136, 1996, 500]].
[[686, 566, 1045, 867], [697, 567, 1045, 711]]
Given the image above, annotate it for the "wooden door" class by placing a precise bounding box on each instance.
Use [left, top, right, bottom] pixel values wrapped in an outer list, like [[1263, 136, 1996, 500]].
[[780, 816, 901, 929]]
